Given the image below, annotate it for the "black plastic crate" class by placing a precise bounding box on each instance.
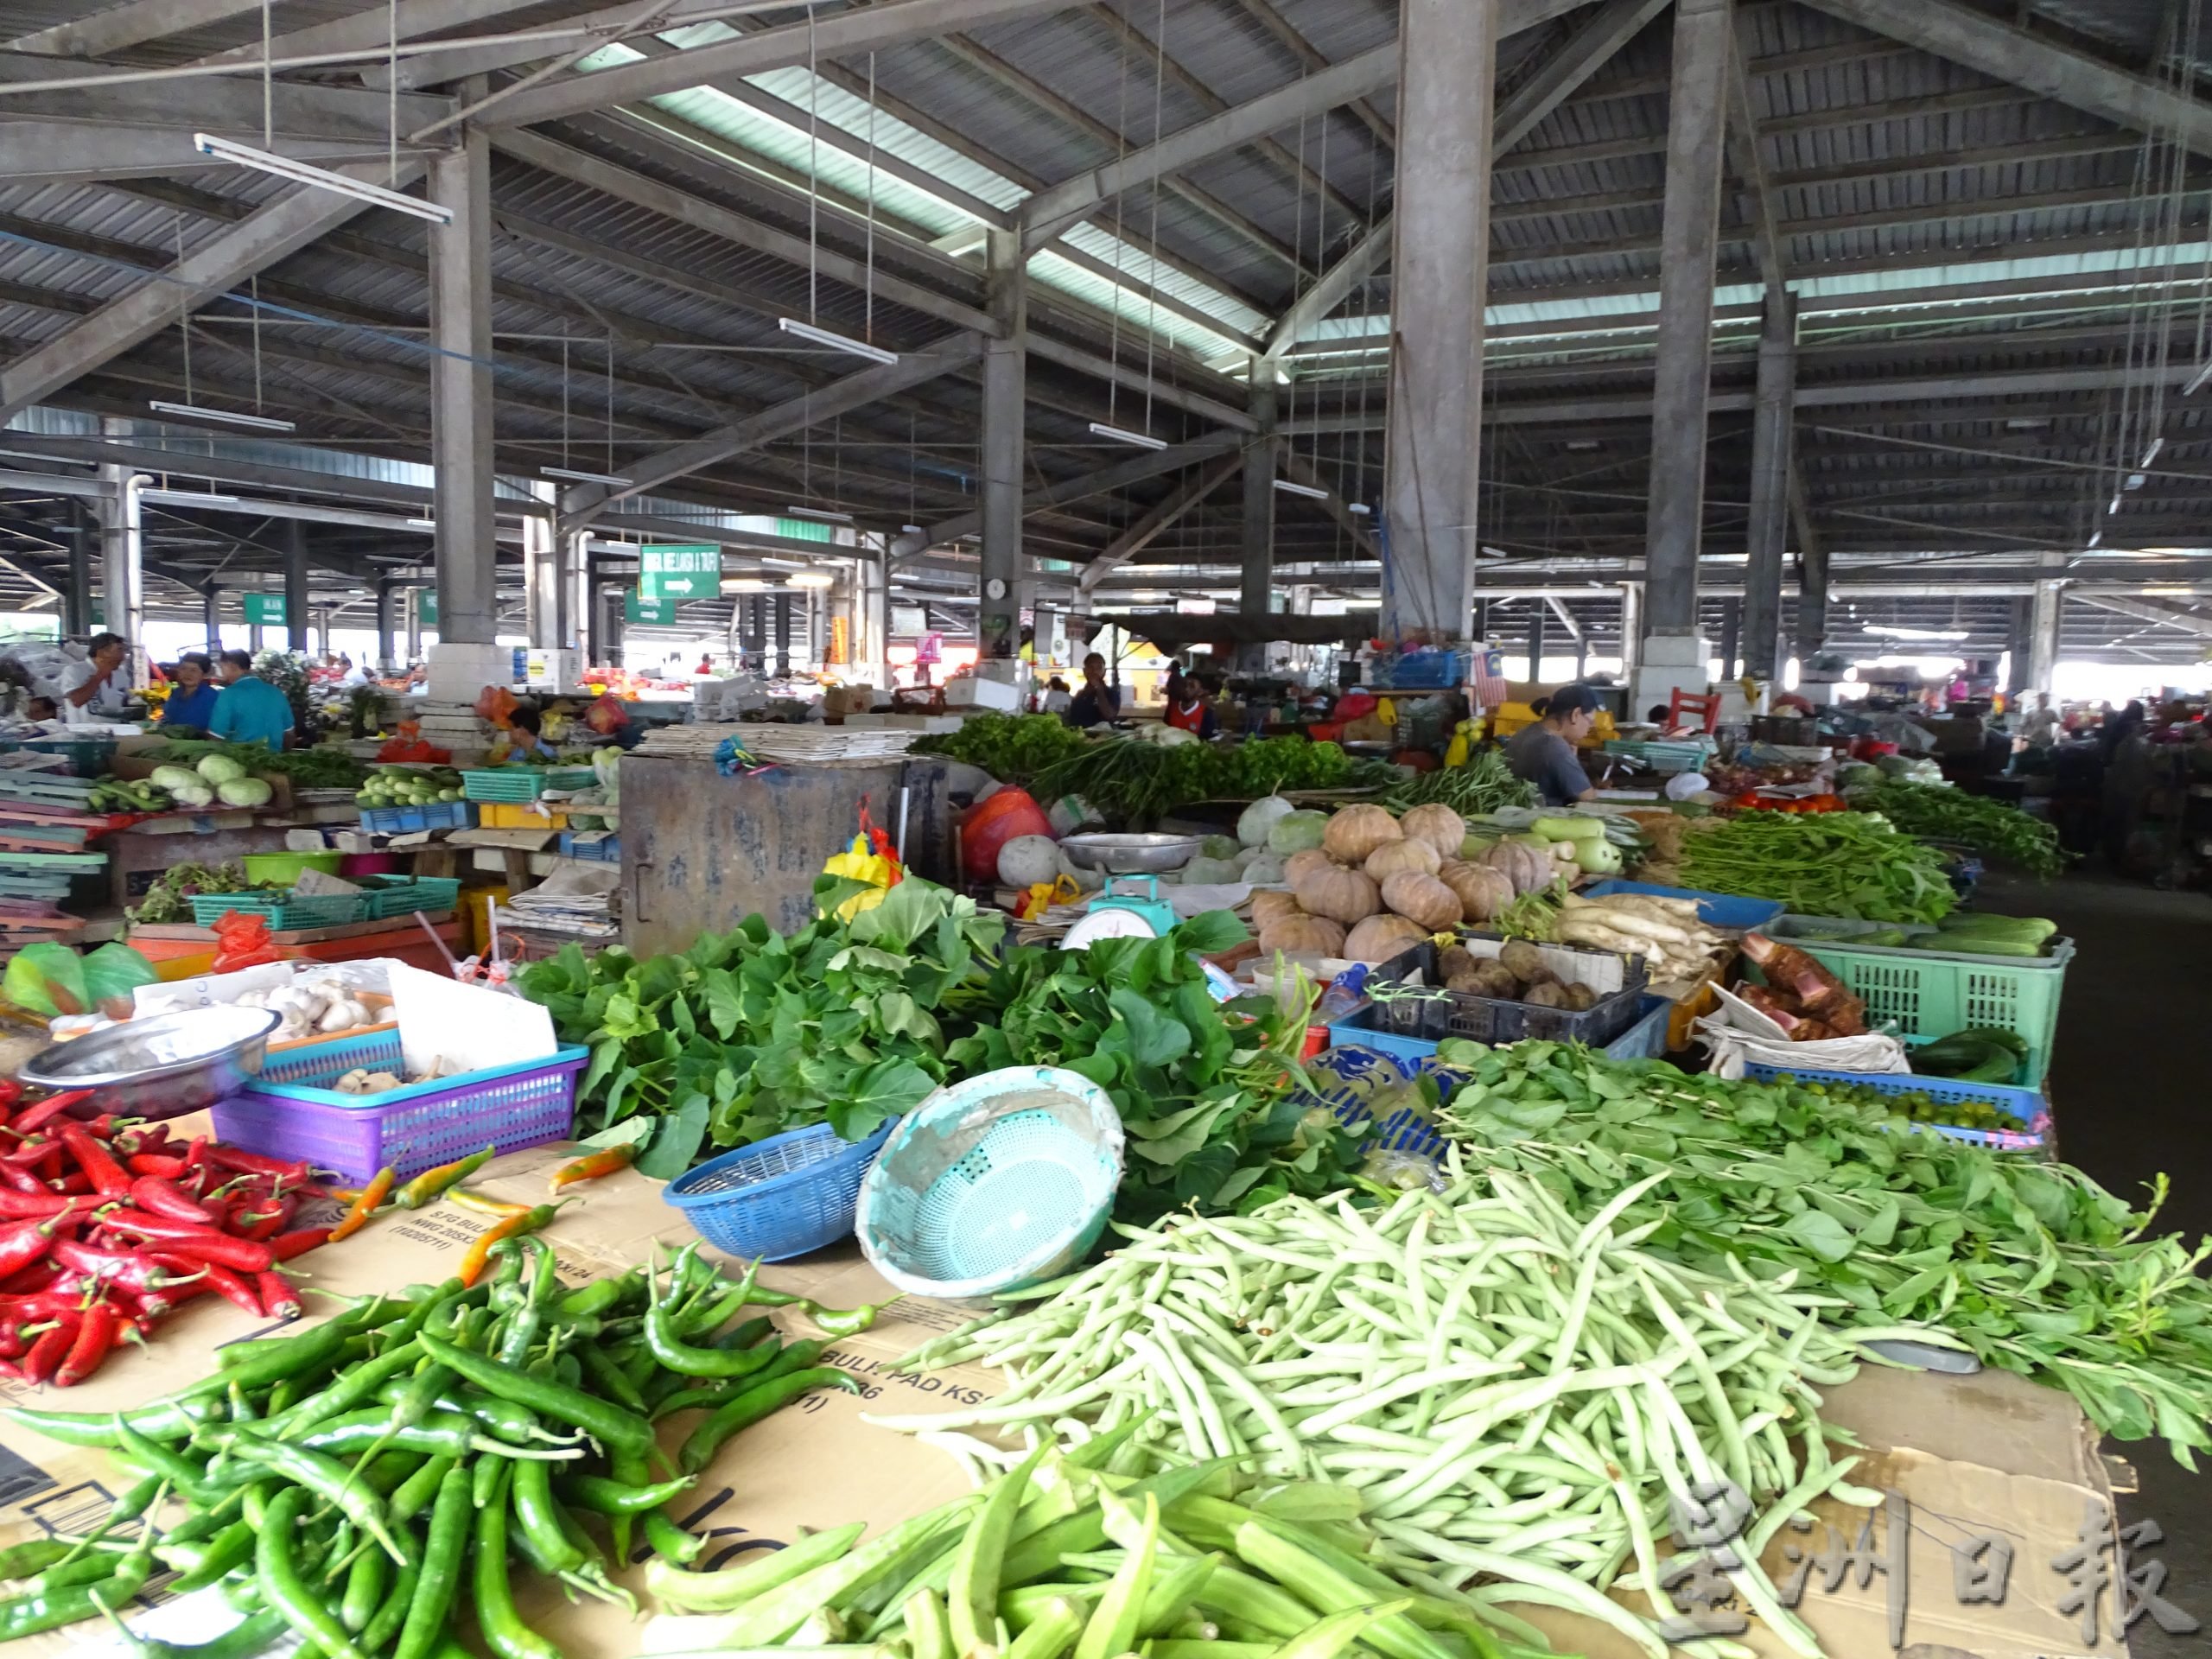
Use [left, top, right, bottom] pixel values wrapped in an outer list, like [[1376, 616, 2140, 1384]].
[[1368, 936, 1650, 1048]]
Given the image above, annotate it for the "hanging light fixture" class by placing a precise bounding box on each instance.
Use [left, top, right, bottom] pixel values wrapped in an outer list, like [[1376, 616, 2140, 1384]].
[[785, 505, 855, 524], [148, 401, 296, 432], [786, 570, 836, 588], [541, 466, 632, 486], [193, 135, 453, 225], [1089, 422, 1166, 451], [778, 318, 897, 365], [1274, 480, 1329, 499]]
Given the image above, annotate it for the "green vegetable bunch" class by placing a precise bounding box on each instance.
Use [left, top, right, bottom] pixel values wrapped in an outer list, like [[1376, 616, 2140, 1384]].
[[912, 713, 1090, 786], [1849, 781, 2069, 878], [1678, 808, 1956, 923], [944, 913, 1363, 1222], [518, 878, 1005, 1174], [1380, 747, 1535, 815], [1437, 1042, 2212, 1464], [124, 861, 251, 925], [136, 739, 371, 790], [1031, 735, 1353, 826]]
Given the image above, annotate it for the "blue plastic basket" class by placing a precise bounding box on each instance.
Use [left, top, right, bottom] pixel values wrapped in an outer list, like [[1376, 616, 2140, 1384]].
[[1740, 1062, 2050, 1153], [1578, 880, 1786, 932], [856, 1067, 1123, 1299], [360, 800, 474, 836], [664, 1121, 893, 1262]]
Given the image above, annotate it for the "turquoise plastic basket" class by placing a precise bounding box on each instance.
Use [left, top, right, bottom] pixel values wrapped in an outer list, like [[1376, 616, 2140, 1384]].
[[664, 1122, 893, 1262], [461, 768, 545, 803], [188, 890, 369, 930], [856, 1066, 1123, 1300], [360, 875, 463, 918]]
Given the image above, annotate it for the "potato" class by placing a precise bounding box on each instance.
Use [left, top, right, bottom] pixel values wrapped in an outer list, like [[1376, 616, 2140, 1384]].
[[1466, 959, 1520, 999], [1522, 981, 1569, 1009], [1497, 938, 1548, 983], [1438, 944, 1478, 982], [1561, 982, 1599, 1012], [1446, 970, 1488, 994]]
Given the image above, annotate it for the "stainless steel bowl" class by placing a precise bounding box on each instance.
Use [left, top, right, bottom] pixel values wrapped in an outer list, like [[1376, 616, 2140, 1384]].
[[1057, 832, 1202, 874], [18, 1005, 282, 1121]]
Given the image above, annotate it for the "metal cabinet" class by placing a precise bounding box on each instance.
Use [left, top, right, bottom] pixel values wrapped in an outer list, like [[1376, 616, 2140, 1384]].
[[619, 755, 950, 958]]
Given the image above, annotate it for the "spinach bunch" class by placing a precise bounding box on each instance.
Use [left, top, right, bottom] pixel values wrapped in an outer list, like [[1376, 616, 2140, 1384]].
[[944, 912, 1365, 1222], [912, 714, 1090, 785], [518, 877, 1005, 1176]]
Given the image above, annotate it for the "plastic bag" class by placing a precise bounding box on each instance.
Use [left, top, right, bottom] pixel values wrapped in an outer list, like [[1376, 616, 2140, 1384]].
[[81, 944, 156, 1014], [474, 684, 518, 728], [582, 693, 628, 736], [212, 913, 281, 975], [3, 943, 89, 1018]]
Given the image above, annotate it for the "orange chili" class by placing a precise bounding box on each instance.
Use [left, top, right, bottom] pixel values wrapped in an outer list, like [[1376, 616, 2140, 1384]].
[[456, 1201, 567, 1287], [548, 1143, 636, 1193], [447, 1187, 531, 1219], [327, 1166, 395, 1242]]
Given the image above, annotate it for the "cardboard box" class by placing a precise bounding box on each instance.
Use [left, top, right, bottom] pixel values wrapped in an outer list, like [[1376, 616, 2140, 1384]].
[[0, 1143, 2130, 1659]]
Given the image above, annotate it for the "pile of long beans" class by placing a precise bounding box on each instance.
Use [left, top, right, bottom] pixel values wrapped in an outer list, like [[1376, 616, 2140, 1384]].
[[888, 1163, 1929, 1659], [1676, 810, 1956, 924], [0, 1242, 874, 1654], [641, 1428, 1538, 1659]]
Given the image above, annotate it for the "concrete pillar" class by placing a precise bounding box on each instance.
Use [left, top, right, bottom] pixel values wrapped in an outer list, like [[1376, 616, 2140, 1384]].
[[283, 521, 311, 655], [2028, 577, 2064, 696], [1527, 601, 1547, 683], [1381, 0, 1497, 643], [404, 587, 423, 663], [1718, 598, 1739, 683], [1618, 582, 1642, 687], [1794, 542, 1829, 663], [773, 594, 792, 677], [1637, 0, 1732, 703], [202, 587, 221, 657], [1238, 372, 1280, 671], [978, 228, 1027, 661], [66, 499, 92, 638], [1742, 292, 1794, 683], [523, 504, 556, 649], [375, 582, 397, 672], [97, 417, 145, 683], [2005, 596, 2033, 698], [429, 112, 499, 685], [1573, 625, 1588, 683]]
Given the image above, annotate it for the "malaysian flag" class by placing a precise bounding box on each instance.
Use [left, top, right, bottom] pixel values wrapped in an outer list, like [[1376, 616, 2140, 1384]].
[[1470, 646, 1511, 709]]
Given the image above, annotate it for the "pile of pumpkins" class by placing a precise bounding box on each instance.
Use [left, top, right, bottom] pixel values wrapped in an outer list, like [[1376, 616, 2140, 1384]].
[[1248, 800, 1569, 963]]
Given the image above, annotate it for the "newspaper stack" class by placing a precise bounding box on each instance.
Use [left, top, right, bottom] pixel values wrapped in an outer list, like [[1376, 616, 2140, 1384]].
[[499, 864, 620, 943]]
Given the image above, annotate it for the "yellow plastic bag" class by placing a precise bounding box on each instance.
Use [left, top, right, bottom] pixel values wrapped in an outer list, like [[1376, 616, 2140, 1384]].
[[823, 834, 897, 921]]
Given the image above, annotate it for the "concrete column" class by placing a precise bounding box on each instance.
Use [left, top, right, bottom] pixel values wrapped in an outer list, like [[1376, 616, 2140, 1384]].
[[1742, 292, 1794, 683], [1794, 542, 1829, 663], [1573, 626, 1588, 683], [774, 594, 793, 677], [202, 587, 221, 657], [1238, 369, 1281, 671], [375, 582, 397, 671], [1618, 582, 1642, 686], [97, 417, 145, 683], [1382, 0, 1497, 643], [66, 499, 92, 638], [1527, 602, 1547, 683], [1637, 0, 1732, 702], [978, 228, 1027, 661], [429, 114, 499, 674], [522, 505, 555, 649], [1718, 598, 1739, 683], [2005, 596, 2033, 698], [2028, 577, 2064, 696], [283, 521, 311, 654], [404, 587, 423, 663]]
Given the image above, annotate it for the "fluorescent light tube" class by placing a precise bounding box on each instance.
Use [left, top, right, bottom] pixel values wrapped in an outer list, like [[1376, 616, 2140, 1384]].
[[2109, 494, 2124, 514], [405, 518, 437, 530], [2142, 437, 2165, 467], [2087, 531, 2104, 549], [192, 133, 453, 225], [142, 489, 240, 505], [777, 317, 897, 365], [721, 577, 769, 592], [1090, 422, 1167, 451], [2190, 361, 2212, 395], [1273, 480, 1329, 499], [1346, 503, 1372, 516], [541, 466, 632, 486], [148, 400, 295, 432], [901, 524, 925, 534], [785, 505, 855, 524], [2126, 473, 2147, 491], [786, 571, 835, 588]]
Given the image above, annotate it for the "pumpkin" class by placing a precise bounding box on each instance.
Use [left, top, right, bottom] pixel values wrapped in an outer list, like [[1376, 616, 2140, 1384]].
[[1380, 871, 1463, 932], [1439, 860, 1514, 923], [1322, 804, 1402, 865], [1481, 840, 1554, 896], [1258, 914, 1346, 957], [1398, 803, 1467, 860], [1294, 863, 1382, 926], [1343, 913, 1427, 963], [1282, 848, 1338, 887], [1365, 838, 1440, 881], [1249, 889, 1306, 931]]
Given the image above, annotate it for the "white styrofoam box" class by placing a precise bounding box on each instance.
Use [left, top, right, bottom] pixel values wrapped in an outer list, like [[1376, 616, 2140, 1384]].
[[943, 677, 1021, 711]]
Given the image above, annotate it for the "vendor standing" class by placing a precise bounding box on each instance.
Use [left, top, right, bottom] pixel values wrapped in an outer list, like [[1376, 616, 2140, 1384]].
[[207, 650, 295, 750], [1504, 683, 1600, 805], [1164, 673, 1220, 738], [1066, 652, 1120, 728], [63, 632, 129, 719], [159, 653, 219, 729]]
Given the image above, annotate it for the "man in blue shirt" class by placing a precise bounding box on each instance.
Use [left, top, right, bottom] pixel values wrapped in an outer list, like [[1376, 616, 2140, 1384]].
[[208, 651, 295, 750]]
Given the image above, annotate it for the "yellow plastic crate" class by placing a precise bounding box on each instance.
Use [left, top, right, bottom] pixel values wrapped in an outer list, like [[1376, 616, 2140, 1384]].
[[479, 803, 568, 830]]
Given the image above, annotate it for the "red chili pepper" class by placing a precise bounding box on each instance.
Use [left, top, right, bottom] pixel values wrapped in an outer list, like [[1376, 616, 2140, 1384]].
[[2, 1136, 54, 1168], [0, 1190, 90, 1220], [327, 1168, 394, 1243], [96, 1210, 220, 1242], [187, 1259, 261, 1317], [57, 1124, 130, 1200], [268, 1227, 331, 1262], [0, 1163, 44, 1197], [52, 1239, 192, 1295], [239, 1194, 297, 1243], [254, 1274, 303, 1320], [1, 1291, 110, 1321], [54, 1302, 118, 1387], [148, 1232, 274, 1274], [20, 1317, 75, 1384], [548, 1142, 637, 1192], [130, 1175, 219, 1225], [204, 1146, 311, 1183], [0, 1211, 72, 1281], [54, 1171, 90, 1195], [0, 1079, 23, 1114], [136, 1275, 209, 1319], [125, 1154, 188, 1179], [11, 1091, 90, 1135], [0, 1259, 60, 1295]]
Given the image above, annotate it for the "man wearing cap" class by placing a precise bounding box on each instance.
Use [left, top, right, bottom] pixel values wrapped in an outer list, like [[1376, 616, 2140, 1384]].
[[1504, 684, 1600, 805]]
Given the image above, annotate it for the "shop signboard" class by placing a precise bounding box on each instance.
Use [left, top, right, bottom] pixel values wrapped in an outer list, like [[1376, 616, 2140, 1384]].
[[639, 543, 720, 602]]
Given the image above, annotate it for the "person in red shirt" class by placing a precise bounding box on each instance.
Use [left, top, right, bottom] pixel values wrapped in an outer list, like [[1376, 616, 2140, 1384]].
[[1165, 673, 1220, 739]]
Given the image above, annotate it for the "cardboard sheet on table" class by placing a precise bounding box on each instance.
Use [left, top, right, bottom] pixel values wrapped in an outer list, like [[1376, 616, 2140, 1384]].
[[0, 1145, 2130, 1659]]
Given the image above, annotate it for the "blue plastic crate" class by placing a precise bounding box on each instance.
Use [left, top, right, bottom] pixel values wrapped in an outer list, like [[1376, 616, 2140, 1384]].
[[1739, 1061, 2049, 1153], [360, 799, 474, 836], [1578, 880, 1786, 932], [1364, 648, 1468, 690], [1326, 992, 1671, 1070], [557, 830, 620, 862]]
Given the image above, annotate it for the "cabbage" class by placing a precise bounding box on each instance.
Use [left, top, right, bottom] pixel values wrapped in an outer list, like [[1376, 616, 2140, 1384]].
[[169, 782, 215, 808], [1267, 809, 1328, 855], [149, 766, 203, 793], [1236, 795, 1295, 848], [217, 777, 274, 808], [1182, 855, 1244, 885], [996, 833, 1061, 888], [196, 753, 248, 785], [1199, 835, 1239, 861]]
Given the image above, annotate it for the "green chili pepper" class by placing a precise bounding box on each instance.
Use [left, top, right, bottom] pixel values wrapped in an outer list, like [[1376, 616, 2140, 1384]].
[[471, 1463, 561, 1659], [168, 1521, 256, 1596], [643, 1507, 705, 1566], [116, 1606, 289, 1659], [575, 1343, 650, 1413], [340, 1544, 390, 1634], [506, 1455, 585, 1578], [0, 1549, 149, 1642], [551, 1277, 625, 1321], [361, 1551, 422, 1655], [255, 1489, 368, 1659], [390, 1454, 458, 1523], [0, 1538, 74, 1580], [397, 1145, 495, 1209], [271, 1338, 427, 1440], [556, 1472, 696, 1516], [804, 1296, 902, 1338], [416, 1332, 652, 1459], [393, 1463, 472, 1659], [214, 1430, 410, 1565], [652, 1338, 824, 1421]]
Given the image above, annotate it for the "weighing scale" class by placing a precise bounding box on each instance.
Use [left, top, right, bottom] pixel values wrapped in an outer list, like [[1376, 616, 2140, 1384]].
[[1055, 834, 1199, 949]]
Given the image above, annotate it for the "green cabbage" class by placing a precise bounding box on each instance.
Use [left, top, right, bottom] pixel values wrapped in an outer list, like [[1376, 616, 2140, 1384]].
[[216, 777, 274, 808], [1182, 855, 1245, 885], [169, 782, 215, 809], [1237, 795, 1296, 848], [1199, 834, 1239, 861], [149, 765, 204, 793], [1267, 809, 1328, 855], [196, 753, 248, 785]]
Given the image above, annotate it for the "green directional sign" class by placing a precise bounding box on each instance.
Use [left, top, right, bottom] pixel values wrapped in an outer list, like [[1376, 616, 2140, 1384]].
[[626, 589, 677, 625], [639, 543, 720, 602], [419, 588, 438, 626], [244, 594, 285, 625]]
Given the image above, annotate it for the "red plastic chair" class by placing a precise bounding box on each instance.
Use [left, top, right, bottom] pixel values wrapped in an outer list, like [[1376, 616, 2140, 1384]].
[[1669, 688, 1723, 734]]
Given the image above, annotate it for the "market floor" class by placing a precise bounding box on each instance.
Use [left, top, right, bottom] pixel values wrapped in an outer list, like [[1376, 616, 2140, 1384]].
[[1980, 869, 2212, 1656]]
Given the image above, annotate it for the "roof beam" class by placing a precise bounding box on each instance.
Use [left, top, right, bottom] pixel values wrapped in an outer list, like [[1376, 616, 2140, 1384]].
[[187, 0, 553, 69], [6, 0, 268, 56], [476, 0, 1084, 128], [2069, 593, 2212, 639], [0, 121, 409, 188], [1278, 450, 1380, 556], [0, 54, 454, 141], [1019, 46, 1395, 251], [1077, 452, 1242, 592], [1797, 0, 2212, 156], [1266, 0, 1664, 358], [561, 333, 986, 530], [0, 160, 429, 427], [1230, 0, 1395, 147]]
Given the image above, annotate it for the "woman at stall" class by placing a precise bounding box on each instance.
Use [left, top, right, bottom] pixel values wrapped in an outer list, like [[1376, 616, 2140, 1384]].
[[159, 653, 219, 730], [1504, 683, 1600, 805]]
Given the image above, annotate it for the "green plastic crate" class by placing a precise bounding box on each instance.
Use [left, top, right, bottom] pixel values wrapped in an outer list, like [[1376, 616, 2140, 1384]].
[[188, 890, 370, 930], [543, 766, 597, 791], [1745, 922, 2070, 1087], [359, 875, 463, 919], [461, 768, 545, 803]]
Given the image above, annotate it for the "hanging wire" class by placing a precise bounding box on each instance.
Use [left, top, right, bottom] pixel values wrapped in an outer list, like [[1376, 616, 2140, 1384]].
[[605, 327, 615, 477], [262, 0, 273, 148], [561, 334, 571, 473], [387, 0, 399, 187], [1141, 0, 1166, 432], [806, 9, 820, 324], [864, 53, 878, 346], [176, 213, 194, 406], [1105, 16, 1131, 427]]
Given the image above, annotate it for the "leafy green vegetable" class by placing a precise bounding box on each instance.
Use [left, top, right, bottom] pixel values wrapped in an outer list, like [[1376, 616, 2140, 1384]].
[[943, 913, 1364, 1221], [1027, 735, 1356, 826], [125, 861, 251, 925], [517, 878, 1005, 1172], [1438, 1043, 2212, 1465], [1849, 781, 2068, 878], [1379, 748, 1534, 815], [1676, 808, 1957, 923], [912, 714, 1090, 786]]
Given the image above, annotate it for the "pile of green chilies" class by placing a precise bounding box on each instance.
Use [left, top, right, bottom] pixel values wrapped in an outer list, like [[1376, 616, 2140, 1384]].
[[639, 1427, 1541, 1659], [1676, 809, 1956, 924], [0, 1241, 873, 1656]]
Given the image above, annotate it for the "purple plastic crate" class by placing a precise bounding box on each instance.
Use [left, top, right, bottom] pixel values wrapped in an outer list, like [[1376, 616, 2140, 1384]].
[[214, 1033, 587, 1182]]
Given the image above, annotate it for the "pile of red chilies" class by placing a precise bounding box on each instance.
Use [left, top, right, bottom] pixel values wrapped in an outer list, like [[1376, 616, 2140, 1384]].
[[0, 1085, 331, 1387]]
